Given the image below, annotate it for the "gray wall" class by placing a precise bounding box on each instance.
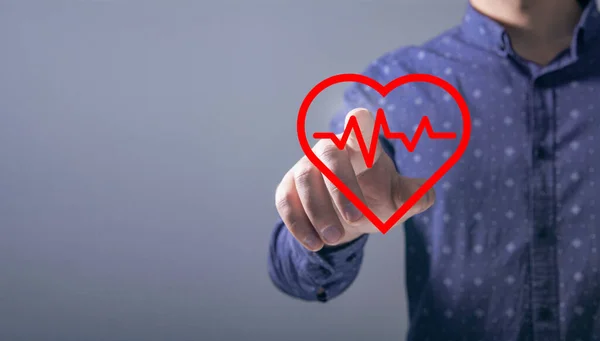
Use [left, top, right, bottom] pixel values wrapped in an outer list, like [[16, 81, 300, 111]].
[[0, 1, 465, 340]]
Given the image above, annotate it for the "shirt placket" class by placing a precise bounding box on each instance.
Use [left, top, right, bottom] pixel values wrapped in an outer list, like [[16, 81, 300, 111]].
[[528, 78, 561, 341]]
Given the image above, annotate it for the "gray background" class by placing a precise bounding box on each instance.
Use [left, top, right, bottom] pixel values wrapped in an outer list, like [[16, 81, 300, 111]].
[[0, 1, 465, 340]]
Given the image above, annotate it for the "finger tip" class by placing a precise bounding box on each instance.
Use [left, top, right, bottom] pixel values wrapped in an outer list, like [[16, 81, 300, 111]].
[[345, 107, 371, 124], [308, 244, 324, 252], [321, 225, 345, 245], [303, 235, 324, 251], [348, 107, 371, 116]]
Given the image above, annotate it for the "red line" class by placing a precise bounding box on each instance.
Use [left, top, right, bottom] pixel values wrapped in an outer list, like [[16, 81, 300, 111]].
[[313, 108, 457, 168]]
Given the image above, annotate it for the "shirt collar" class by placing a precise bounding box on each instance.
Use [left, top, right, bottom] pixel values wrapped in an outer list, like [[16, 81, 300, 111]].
[[460, 1, 600, 57], [573, 1, 600, 55]]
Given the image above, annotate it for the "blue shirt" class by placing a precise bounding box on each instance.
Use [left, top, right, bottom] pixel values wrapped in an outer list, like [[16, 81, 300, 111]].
[[268, 2, 600, 340]]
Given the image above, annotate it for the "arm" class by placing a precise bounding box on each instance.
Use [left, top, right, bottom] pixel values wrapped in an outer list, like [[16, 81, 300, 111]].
[[267, 138, 397, 303], [267, 136, 397, 302], [268, 219, 369, 302], [267, 63, 429, 302], [267, 82, 399, 302]]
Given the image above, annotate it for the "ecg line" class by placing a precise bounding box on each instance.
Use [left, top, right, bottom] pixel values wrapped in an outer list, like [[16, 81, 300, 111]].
[[313, 108, 457, 168]]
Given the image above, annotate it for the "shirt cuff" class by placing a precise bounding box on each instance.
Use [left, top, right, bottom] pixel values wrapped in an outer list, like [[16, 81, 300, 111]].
[[293, 233, 369, 287]]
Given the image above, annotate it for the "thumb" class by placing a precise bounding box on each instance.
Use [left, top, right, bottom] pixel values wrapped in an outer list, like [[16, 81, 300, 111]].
[[343, 108, 384, 174], [392, 176, 436, 218]]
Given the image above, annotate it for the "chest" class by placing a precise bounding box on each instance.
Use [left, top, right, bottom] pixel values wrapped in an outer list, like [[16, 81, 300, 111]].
[[380, 70, 600, 254], [388, 73, 598, 205]]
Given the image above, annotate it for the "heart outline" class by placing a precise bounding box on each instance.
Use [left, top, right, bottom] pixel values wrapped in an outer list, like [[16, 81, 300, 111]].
[[297, 73, 472, 234]]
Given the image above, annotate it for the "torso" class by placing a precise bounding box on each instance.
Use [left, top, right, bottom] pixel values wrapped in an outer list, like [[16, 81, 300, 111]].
[[351, 14, 600, 340]]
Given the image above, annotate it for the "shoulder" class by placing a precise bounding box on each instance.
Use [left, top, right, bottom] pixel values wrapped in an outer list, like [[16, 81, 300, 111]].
[[342, 26, 466, 108], [359, 26, 464, 83]]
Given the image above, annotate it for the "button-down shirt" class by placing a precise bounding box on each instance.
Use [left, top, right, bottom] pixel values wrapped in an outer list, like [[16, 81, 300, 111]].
[[268, 1, 600, 340]]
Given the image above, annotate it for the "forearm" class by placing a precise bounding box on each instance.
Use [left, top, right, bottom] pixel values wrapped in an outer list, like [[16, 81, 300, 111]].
[[267, 219, 368, 302], [267, 78, 391, 302]]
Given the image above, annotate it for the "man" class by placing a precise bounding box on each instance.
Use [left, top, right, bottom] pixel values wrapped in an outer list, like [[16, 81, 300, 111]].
[[268, 0, 600, 340]]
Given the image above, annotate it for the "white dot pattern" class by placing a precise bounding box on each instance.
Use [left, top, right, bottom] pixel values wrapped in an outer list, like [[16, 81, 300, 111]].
[[268, 2, 600, 341]]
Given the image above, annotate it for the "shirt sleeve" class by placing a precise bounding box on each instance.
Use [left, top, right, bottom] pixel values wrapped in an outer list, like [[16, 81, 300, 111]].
[[268, 218, 369, 302], [267, 77, 398, 302]]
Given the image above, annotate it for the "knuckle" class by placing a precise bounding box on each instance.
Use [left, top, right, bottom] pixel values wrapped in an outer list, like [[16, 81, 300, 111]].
[[315, 141, 342, 162], [293, 164, 317, 187], [274, 190, 293, 214], [274, 180, 285, 199], [326, 182, 345, 200]]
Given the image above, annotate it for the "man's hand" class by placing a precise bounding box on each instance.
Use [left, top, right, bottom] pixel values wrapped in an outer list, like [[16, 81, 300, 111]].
[[275, 108, 435, 251]]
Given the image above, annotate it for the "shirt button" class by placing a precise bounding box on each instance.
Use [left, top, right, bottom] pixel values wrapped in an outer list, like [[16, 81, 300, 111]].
[[538, 307, 553, 321], [316, 287, 328, 302], [537, 227, 549, 240], [536, 146, 552, 160]]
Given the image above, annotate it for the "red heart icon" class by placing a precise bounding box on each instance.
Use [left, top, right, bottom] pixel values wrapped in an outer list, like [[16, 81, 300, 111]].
[[297, 73, 471, 234]]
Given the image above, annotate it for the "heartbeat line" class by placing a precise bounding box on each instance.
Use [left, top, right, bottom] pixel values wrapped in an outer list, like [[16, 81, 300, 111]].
[[313, 108, 457, 168]]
